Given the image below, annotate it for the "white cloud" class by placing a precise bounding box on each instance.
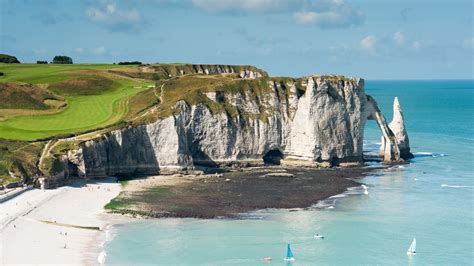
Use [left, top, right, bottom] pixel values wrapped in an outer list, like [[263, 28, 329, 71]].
[[462, 37, 474, 49], [393, 31, 405, 45], [191, 0, 364, 29], [86, 0, 143, 32], [293, 1, 364, 28], [74, 48, 84, 53], [360, 35, 376, 51], [191, 0, 291, 13], [294, 11, 318, 24], [92, 46, 107, 55], [87, 2, 140, 22]]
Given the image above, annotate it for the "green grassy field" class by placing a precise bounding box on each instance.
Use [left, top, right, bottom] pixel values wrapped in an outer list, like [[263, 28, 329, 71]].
[[0, 64, 153, 140], [0, 63, 126, 84]]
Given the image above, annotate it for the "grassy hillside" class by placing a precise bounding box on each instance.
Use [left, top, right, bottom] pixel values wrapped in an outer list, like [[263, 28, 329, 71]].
[[0, 64, 154, 140], [0, 83, 62, 109], [0, 62, 271, 186], [0, 63, 125, 84]]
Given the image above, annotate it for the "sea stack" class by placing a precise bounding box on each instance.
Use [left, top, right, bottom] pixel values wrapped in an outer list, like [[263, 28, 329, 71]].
[[381, 97, 414, 160]]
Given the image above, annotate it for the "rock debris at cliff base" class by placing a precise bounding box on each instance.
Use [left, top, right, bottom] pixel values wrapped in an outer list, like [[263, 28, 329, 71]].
[[107, 167, 379, 219]]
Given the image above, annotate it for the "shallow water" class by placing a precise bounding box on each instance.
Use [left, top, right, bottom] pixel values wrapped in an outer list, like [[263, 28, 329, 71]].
[[104, 80, 473, 265]]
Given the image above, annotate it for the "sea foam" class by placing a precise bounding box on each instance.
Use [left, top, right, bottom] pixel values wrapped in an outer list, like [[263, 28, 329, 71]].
[[413, 152, 447, 158], [441, 184, 469, 188], [97, 251, 106, 265]]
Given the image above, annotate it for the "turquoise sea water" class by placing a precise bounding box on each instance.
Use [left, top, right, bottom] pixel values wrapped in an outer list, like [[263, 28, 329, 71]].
[[104, 80, 473, 265]]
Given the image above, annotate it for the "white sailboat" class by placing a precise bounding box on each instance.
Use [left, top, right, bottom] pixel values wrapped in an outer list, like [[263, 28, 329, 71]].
[[406, 238, 416, 256]]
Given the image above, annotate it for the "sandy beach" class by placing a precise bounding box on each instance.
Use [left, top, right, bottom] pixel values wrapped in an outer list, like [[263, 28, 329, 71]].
[[0, 167, 375, 264], [0, 177, 124, 265]]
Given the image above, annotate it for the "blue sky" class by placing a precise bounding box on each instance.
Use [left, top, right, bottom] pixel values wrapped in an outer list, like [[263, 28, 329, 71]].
[[1, 0, 472, 79]]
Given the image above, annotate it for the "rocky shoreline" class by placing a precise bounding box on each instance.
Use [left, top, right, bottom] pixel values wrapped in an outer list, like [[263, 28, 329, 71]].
[[106, 166, 382, 219]]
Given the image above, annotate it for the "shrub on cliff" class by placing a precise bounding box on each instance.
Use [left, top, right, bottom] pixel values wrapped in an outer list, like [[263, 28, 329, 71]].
[[52, 55, 73, 64], [118, 61, 142, 65], [0, 54, 20, 63]]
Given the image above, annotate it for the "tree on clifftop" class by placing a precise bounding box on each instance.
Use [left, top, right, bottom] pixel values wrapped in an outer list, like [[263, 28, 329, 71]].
[[0, 54, 20, 63], [52, 56, 73, 64]]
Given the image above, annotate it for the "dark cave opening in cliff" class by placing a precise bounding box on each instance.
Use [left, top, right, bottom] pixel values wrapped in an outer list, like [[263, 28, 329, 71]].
[[263, 149, 283, 165]]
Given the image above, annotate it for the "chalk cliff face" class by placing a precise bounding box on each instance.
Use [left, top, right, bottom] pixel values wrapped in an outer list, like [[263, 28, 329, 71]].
[[380, 97, 413, 159], [76, 76, 409, 178], [110, 64, 267, 80]]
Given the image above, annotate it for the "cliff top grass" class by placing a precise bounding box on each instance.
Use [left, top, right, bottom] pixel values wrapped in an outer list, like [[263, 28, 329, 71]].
[[131, 74, 305, 125], [0, 62, 269, 185], [110, 63, 267, 81], [0, 61, 357, 186], [0, 64, 154, 141], [0, 63, 270, 141]]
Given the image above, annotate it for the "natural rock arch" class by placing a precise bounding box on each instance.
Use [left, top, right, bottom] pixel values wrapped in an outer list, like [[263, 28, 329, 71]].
[[366, 96, 413, 162]]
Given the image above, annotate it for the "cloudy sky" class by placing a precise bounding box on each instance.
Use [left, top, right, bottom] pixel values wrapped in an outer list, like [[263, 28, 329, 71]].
[[1, 0, 472, 79]]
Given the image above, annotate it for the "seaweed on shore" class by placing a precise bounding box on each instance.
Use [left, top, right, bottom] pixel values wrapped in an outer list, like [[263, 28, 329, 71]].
[[106, 167, 378, 219]]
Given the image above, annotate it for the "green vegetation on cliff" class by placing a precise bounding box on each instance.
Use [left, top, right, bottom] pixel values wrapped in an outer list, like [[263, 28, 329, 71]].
[[0, 140, 44, 186], [132, 74, 302, 125], [0, 62, 270, 186], [0, 54, 20, 64]]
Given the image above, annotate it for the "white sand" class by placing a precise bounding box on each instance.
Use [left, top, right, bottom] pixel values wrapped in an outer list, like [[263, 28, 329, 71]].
[[0, 177, 124, 265]]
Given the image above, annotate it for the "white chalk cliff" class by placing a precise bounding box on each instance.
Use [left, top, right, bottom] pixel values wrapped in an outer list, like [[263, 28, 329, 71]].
[[70, 76, 411, 178], [380, 97, 413, 159]]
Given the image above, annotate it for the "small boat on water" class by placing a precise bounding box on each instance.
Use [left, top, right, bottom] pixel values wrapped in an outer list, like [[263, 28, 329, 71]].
[[284, 243, 295, 262], [314, 234, 325, 239], [263, 257, 272, 262], [406, 238, 416, 256]]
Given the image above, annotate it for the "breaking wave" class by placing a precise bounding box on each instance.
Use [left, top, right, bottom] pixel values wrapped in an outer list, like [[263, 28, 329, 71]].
[[413, 152, 447, 158], [97, 251, 106, 264], [312, 185, 368, 210], [441, 184, 469, 188]]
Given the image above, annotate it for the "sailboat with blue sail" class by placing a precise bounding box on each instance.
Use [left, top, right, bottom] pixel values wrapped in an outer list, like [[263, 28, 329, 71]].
[[284, 243, 295, 262], [406, 238, 416, 256]]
